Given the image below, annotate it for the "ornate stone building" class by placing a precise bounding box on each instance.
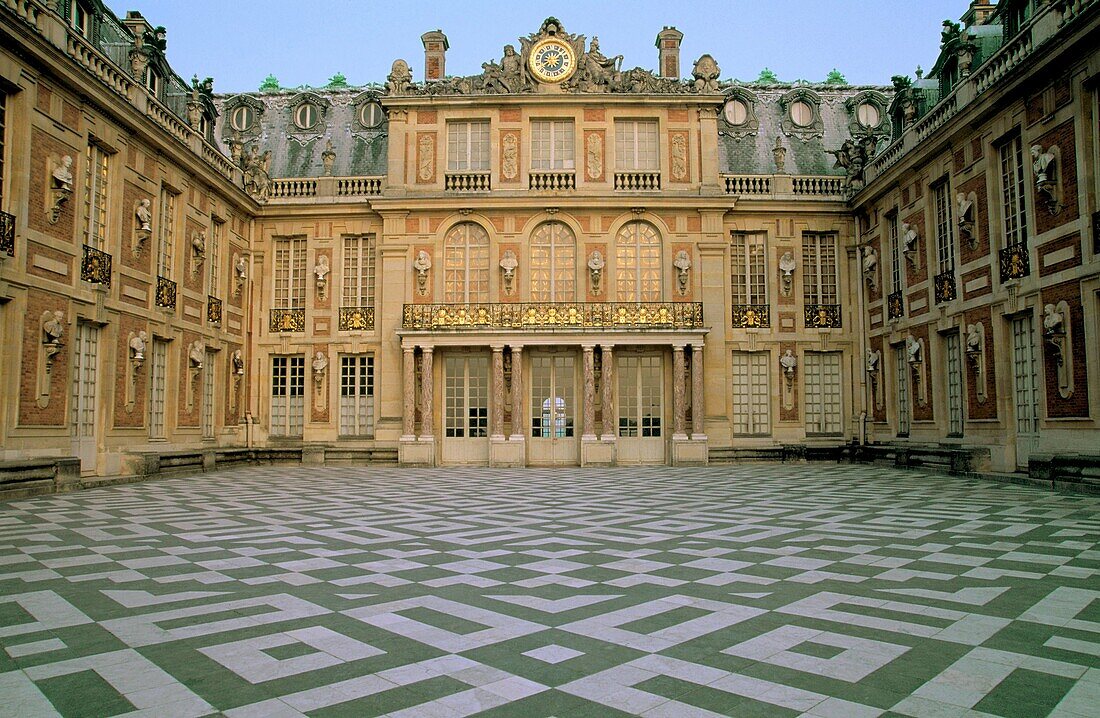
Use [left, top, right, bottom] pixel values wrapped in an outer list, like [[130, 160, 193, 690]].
[[0, 0, 1096, 484]]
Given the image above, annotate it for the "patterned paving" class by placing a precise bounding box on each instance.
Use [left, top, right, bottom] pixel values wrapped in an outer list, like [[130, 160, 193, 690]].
[[1, 464, 1099, 717]]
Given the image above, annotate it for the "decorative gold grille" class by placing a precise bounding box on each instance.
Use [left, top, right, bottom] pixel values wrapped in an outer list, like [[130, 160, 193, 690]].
[[339, 306, 375, 331], [731, 304, 770, 328], [887, 291, 904, 321], [999, 242, 1030, 282], [270, 307, 305, 332], [155, 275, 176, 309], [402, 302, 704, 331], [207, 296, 222, 324], [934, 270, 957, 303], [0, 210, 13, 256], [80, 244, 112, 286], [804, 304, 842, 328]]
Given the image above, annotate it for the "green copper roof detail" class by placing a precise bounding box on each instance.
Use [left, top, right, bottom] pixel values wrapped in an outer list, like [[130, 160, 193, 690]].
[[755, 68, 779, 83], [259, 74, 280, 92], [327, 72, 349, 88], [825, 69, 847, 85]]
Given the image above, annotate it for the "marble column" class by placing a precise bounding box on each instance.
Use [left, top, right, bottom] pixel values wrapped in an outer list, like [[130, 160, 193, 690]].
[[582, 344, 596, 439], [691, 344, 706, 439], [601, 345, 615, 439], [510, 345, 524, 440], [420, 346, 434, 440], [673, 344, 687, 439], [402, 346, 416, 439], [491, 345, 505, 439]]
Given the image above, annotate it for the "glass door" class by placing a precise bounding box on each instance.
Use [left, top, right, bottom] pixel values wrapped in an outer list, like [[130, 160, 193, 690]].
[[443, 354, 489, 464], [70, 322, 99, 471], [529, 354, 578, 465], [1011, 315, 1040, 468], [617, 354, 665, 464]]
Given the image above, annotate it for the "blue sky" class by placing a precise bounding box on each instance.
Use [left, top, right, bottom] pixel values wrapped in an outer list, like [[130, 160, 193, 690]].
[[116, 0, 978, 92]]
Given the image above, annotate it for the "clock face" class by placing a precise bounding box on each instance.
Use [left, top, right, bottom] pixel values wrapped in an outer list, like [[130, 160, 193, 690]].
[[529, 38, 576, 84]]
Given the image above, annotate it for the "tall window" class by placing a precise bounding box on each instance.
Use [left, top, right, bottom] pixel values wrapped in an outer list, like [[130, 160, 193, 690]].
[[339, 355, 375, 437], [804, 352, 843, 435], [888, 213, 902, 293], [933, 181, 955, 273], [208, 217, 222, 296], [895, 345, 910, 436], [447, 121, 490, 171], [802, 233, 838, 305], [70, 0, 91, 37], [615, 120, 659, 170], [271, 356, 305, 438], [156, 187, 176, 279], [273, 238, 306, 309], [83, 143, 109, 249], [149, 339, 167, 439], [730, 232, 767, 304], [945, 333, 963, 437], [531, 120, 575, 170], [202, 350, 216, 439], [0, 92, 7, 209], [616, 221, 662, 301], [731, 352, 770, 435], [530, 222, 575, 302], [341, 235, 376, 307], [999, 134, 1028, 248], [444, 223, 489, 303]]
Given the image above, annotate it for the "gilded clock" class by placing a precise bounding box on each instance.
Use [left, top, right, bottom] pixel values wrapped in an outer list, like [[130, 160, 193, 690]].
[[528, 38, 576, 84]]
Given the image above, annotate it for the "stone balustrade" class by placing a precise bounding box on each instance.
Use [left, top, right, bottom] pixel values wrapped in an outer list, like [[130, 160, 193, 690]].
[[402, 302, 704, 331], [445, 172, 492, 192], [721, 174, 845, 198], [529, 171, 576, 191], [614, 171, 661, 191]]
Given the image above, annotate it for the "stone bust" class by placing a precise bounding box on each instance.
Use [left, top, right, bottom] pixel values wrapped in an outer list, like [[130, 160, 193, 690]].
[[1031, 144, 1055, 185], [52, 155, 73, 191], [129, 331, 148, 361], [135, 199, 152, 232], [43, 311, 65, 345], [866, 348, 880, 374], [232, 349, 245, 375], [1043, 303, 1064, 335], [314, 255, 330, 282], [188, 341, 205, 369], [780, 349, 797, 378], [965, 324, 982, 353], [905, 335, 922, 363]]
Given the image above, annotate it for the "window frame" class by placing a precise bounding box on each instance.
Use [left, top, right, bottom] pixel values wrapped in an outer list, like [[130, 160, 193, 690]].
[[530, 119, 575, 171], [83, 141, 109, 250], [730, 232, 768, 305], [443, 222, 490, 303], [341, 234, 376, 307], [998, 133, 1029, 249], [273, 237, 307, 309], [933, 179, 955, 273], [529, 221, 576, 302], [615, 221, 662, 302], [447, 120, 491, 172], [614, 119, 659, 171], [801, 232, 839, 305], [156, 186, 178, 279]]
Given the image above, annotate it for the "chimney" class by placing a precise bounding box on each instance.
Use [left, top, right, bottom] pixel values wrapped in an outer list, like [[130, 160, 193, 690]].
[[961, 1, 996, 27], [655, 26, 684, 79], [421, 30, 449, 81], [123, 10, 153, 43]]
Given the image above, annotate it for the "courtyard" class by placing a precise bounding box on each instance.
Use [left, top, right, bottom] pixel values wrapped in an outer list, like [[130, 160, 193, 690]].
[[0, 464, 1098, 717]]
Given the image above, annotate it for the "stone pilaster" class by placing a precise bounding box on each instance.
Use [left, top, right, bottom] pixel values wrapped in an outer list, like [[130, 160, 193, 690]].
[[582, 345, 596, 440], [691, 344, 706, 440], [491, 345, 505, 439], [673, 344, 687, 439], [601, 345, 615, 440], [402, 346, 416, 440], [510, 345, 524, 440], [420, 346, 434, 440]]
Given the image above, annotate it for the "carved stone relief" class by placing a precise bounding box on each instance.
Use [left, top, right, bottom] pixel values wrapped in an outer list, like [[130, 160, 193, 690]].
[[134, 199, 152, 257], [501, 132, 519, 181], [48, 155, 73, 224], [866, 348, 882, 411], [586, 131, 603, 181], [499, 250, 518, 295], [587, 250, 605, 296], [314, 254, 330, 300], [670, 132, 688, 182], [965, 323, 987, 404], [1043, 301, 1073, 398], [413, 249, 432, 296], [673, 250, 691, 296], [862, 246, 878, 292], [1032, 143, 1062, 215], [125, 330, 148, 412], [190, 230, 206, 277], [905, 334, 927, 406], [901, 222, 921, 270], [778, 251, 796, 297], [233, 253, 247, 296], [417, 133, 435, 183], [780, 349, 797, 411], [957, 191, 977, 249], [312, 351, 329, 412]]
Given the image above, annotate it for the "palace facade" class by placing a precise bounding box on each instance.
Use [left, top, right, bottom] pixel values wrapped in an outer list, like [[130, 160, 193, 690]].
[[0, 0, 1097, 486]]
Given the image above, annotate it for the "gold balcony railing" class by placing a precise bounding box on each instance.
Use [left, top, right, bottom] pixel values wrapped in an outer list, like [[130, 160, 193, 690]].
[[80, 244, 111, 286], [999, 243, 1030, 282], [402, 302, 704, 331], [805, 304, 842, 329], [207, 295, 222, 324], [155, 275, 176, 309], [0, 210, 14, 256], [887, 290, 904, 321], [339, 306, 375, 331], [270, 307, 305, 332], [934, 270, 957, 303], [731, 304, 770, 328]]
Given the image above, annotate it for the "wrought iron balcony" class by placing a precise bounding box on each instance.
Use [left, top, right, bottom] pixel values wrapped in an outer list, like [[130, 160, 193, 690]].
[[999, 242, 1030, 282], [614, 171, 661, 191], [887, 290, 904, 321], [0, 210, 13, 256], [207, 296, 222, 324], [339, 306, 375, 331], [402, 302, 704, 331], [270, 307, 305, 332], [805, 304, 842, 329], [444, 172, 491, 192], [529, 171, 576, 191], [155, 275, 177, 309], [80, 244, 112, 286], [934, 270, 957, 303], [731, 304, 770, 328]]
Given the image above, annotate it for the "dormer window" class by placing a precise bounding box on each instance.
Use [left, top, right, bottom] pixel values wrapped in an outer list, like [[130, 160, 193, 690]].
[[789, 101, 814, 127], [358, 102, 384, 129], [230, 106, 254, 132], [856, 103, 880, 129], [71, 1, 91, 37], [723, 99, 748, 126], [294, 103, 318, 130], [145, 69, 160, 97]]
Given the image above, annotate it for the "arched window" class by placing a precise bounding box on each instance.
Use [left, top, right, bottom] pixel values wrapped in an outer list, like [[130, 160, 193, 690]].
[[530, 222, 576, 302], [444, 222, 490, 303], [616, 221, 662, 301]]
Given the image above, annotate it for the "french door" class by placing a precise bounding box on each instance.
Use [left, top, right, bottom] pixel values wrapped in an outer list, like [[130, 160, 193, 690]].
[[945, 333, 963, 437], [895, 345, 911, 437], [617, 354, 664, 464], [443, 354, 489, 464], [1011, 315, 1041, 468], [70, 322, 99, 471], [529, 354, 578, 465]]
